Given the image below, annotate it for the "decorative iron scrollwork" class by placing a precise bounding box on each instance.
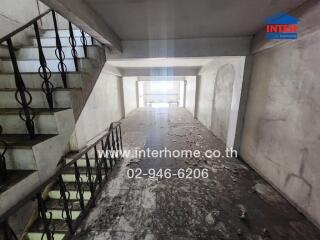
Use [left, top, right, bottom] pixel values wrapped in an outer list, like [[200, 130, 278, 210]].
[[7, 38, 35, 139], [85, 153, 95, 204], [52, 11, 68, 88], [94, 145, 103, 187], [37, 193, 55, 240], [58, 175, 73, 233], [80, 30, 88, 58], [73, 162, 85, 212], [100, 139, 109, 176], [68, 22, 78, 72], [34, 21, 54, 110]]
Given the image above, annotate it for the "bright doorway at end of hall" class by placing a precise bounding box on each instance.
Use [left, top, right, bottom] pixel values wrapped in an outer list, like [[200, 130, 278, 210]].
[[138, 79, 185, 108]]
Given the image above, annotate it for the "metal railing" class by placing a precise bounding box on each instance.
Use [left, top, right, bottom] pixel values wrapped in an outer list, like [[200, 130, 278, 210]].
[[0, 10, 101, 139], [0, 122, 123, 240]]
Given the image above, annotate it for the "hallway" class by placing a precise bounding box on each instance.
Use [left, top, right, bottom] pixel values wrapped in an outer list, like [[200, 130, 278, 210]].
[[77, 108, 320, 240]]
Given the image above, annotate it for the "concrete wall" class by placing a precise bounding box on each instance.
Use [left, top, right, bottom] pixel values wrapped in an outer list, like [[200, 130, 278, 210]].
[[197, 57, 246, 148], [73, 63, 123, 149], [211, 64, 235, 142], [185, 76, 196, 116], [123, 77, 138, 116], [0, 0, 69, 48], [240, 28, 320, 227], [0, 0, 42, 45]]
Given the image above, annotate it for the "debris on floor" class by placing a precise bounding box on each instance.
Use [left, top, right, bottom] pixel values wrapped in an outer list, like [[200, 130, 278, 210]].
[[76, 108, 320, 240]]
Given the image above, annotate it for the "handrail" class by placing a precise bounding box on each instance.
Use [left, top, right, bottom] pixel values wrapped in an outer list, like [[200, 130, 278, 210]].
[[0, 121, 122, 226], [0, 10, 51, 44], [64, 122, 122, 168]]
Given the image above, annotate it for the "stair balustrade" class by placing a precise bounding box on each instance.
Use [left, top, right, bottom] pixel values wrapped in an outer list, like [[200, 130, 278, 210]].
[[0, 122, 123, 240], [68, 22, 79, 72], [34, 21, 54, 110], [0, 9, 101, 138]]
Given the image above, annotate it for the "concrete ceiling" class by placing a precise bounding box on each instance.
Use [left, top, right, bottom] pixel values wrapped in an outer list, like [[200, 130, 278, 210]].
[[83, 0, 305, 40]]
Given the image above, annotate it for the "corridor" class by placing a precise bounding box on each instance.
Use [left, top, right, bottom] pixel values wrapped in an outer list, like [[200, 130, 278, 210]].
[[77, 108, 320, 240]]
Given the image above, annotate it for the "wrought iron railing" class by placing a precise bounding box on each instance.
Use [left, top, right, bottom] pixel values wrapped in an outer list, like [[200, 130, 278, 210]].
[[0, 122, 123, 240], [0, 10, 102, 138]]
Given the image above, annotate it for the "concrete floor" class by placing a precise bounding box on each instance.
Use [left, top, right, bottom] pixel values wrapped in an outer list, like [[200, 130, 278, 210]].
[[77, 107, 320, 240]]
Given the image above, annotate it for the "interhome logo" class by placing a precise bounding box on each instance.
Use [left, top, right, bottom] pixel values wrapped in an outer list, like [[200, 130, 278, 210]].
[[265, 12, 299, 40]]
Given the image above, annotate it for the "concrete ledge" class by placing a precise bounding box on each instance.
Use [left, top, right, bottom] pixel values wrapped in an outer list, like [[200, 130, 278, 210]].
[[111, 37, 252, 59], [121, 67, 200, 77]]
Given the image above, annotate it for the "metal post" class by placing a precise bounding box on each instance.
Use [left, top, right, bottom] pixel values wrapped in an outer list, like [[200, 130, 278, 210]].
[[68, 22, 78, 71], [34, 21, 54, 110], [85, 153, 95, 204], [100, 139, 109, 176], [80, 30, 87, 58], [94, 145, 102, 187], [36, 193, 53, 240], [58, 175, 73, 233], [7, 38, 35, 139], [73, 162, 85, 211], [52, 11, 68, 88]]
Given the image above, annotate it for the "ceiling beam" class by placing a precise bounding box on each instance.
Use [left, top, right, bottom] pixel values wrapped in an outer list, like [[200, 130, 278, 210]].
[[41, 0, 122, 51], [120, 67, 200, 77], [111, 37, 251, 59]]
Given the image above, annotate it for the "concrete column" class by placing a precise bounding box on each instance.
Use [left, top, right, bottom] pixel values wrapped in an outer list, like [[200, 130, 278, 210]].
[[194, 75, 201, 119], [233, 56, 253, 152], [183, 80, 187, 108], [119, 77, 125, 119], [136, 80, 139, 108]]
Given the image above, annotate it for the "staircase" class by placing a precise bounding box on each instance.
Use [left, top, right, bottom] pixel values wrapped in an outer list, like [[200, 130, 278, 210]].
[[0, 10, 121, 240]]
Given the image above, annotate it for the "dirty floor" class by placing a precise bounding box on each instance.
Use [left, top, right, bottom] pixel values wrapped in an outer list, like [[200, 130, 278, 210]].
[[76, 107, 320, 240]]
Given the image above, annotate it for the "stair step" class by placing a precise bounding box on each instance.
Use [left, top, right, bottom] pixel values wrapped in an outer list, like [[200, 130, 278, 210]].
[[33, 37, 94, 47], [65, 158, 113, 169], [47, 209, 81, 220], [48, 189, 92, 200], [42, 29, 89, 38], [52, 181, 94, 192], [62, 173, 104, 183], [0, 108, 70, 134], [65, 158, 95, 167], [0, 72, 84, 88], [0, 170, 36, 194], [29, 218, 69, 232], [16, 45, 100, 60], [27, 232, 65, 240], [0, 58, 93, 73], [28, 219, 68, 240], [45, 198, 87, 211], [63, 165, 105, 174], [0, 134, 56, 169], [0, 88, 79, 109], [0, 46, 9, 58]]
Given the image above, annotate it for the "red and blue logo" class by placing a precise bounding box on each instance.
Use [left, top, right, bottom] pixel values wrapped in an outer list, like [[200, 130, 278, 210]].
[[265, 12, 299, 40]]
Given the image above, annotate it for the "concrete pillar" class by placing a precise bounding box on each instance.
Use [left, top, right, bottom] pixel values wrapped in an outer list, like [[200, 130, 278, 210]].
[[233, 56, 253, 152], [183, 80, 187, 108], [135, 80, 139, 108], [194, 75, 201, 119], [119, 77, 125, 119]]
